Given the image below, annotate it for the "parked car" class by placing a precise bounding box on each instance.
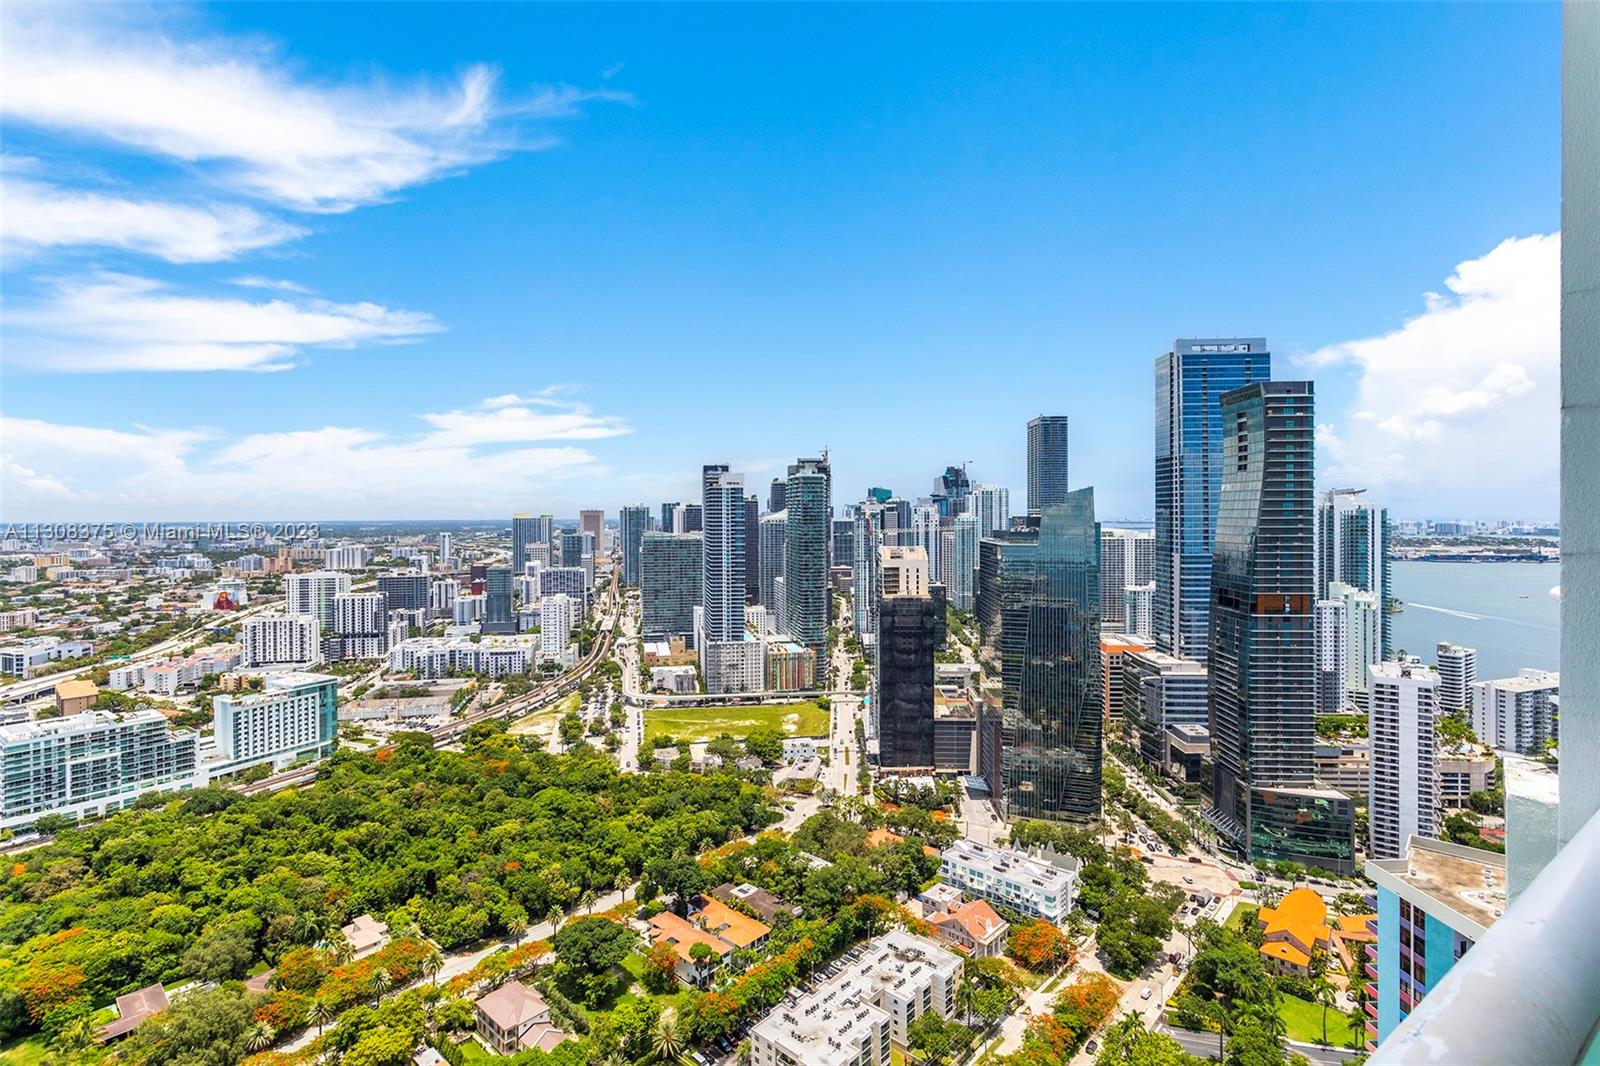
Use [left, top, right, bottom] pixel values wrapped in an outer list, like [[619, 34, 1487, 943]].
[[1141, 987, 1154, 1000]]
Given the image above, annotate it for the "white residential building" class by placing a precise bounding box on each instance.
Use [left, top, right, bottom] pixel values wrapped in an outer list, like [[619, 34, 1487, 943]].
[[0, 710, 202, 829], [1368, 660, 1441, 860], [1471, 670, 1560, 755], [387, 634, 538, 678], [438, 532, 453, 565], [1436, 642, 1477, 714], [210, 672, 338, 773], [1122, 582, 1155, 640], [111, 644, 243, 696], [970, 484, 1011, 536], [430, 577, 460, 617], [333, 593, 387, 638], [454, 594, 485, 625], [539, 594, 578, 662], [1331, 580, 1381, 707], [0, 608, 39, 632], [938, 837, 1079, 924], [242, 614, 323, 668], [750, 930, 959, 1066], [324, 545, 372, 571], [1316, 597, 1349, 715], [285, 570, 351, 629]]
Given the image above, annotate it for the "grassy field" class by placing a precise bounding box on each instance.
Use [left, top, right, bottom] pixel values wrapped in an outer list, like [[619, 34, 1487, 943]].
[[645, 701, 829, 744], [0, 1038, 49, 1066], [1226, 903, 1259, 933], [1278, 992, 1360, 1047]]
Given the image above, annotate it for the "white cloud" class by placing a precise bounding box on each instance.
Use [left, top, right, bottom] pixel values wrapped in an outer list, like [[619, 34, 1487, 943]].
[[229, 276, 313, 294], [1306, 233, 1559, 515], [0, 178, 306, 262], [5, 273, 441, 372], [0, 4, 629, 213], [0, 393, 632, 518]]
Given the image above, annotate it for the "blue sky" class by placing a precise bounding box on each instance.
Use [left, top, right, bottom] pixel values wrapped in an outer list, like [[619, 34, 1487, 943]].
[[0, 3, 1561, 521]]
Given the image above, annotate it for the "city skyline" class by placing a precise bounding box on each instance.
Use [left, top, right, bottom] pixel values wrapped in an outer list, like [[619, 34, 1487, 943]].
[[0, 4, 1561, 522]]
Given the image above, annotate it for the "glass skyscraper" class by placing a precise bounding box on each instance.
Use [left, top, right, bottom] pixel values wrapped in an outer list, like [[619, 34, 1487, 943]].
[[785, 459, 832, 681], [977, 488, 1102, 821], [1206, 381, 1353, 873], [641, 531, 702, 641], [482, 565, 516, 633], [1154, 338, 1272, 663], [619, 504, 651, 586], [1026, 416, 1070, 514], [701, 465, 745, 644]]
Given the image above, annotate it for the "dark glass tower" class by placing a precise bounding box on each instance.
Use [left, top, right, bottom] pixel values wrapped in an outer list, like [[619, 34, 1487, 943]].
[[1026, 416, 1071, 514], [743, 495, 760, 605], [876, 548, 937, 770], [978, 488, 1102, 821], [641, 532, 702, 641], [785, 459, 832, 682], [619, 504, 650, 586], [512, 514, 538, 575], [1154, 339, 1272, 664], [1207, 381, 1351, 873], [482, 565, 516, 633]]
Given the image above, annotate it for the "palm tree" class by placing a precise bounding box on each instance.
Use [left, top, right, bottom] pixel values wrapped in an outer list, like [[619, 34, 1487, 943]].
[[580, 889, 598, 915], [421, 949, 445, 987], [1203, 999, 1231, 1061], [371, 966, 394, 1007], [653, 1016, 684, 1063], [325, 933, 355, 966], [506, 916, 528, 943], [245, 1022, 277, 1054], [296, 912, 329, 946], [305, 996, 335, 1039], [52, 1016, 97, 1056], [546, 905, 564, 935], [614, 870, 631, 897], [1312, 974, 1339, 1047]]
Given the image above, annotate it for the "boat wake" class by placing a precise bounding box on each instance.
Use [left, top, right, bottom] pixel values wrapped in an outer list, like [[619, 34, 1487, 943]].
[[1406, 603, 1484, 621]]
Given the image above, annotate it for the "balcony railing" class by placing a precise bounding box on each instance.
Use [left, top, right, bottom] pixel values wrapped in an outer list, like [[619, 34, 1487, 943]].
[[1370, 806, 1600, 1065]]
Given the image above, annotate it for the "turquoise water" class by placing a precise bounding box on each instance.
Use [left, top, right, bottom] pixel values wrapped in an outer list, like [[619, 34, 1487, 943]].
[[1389, 560, 1560, 680]]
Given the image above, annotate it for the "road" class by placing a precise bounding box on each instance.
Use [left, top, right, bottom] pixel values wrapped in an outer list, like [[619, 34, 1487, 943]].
[[1155, 1024, 1354, 1066]]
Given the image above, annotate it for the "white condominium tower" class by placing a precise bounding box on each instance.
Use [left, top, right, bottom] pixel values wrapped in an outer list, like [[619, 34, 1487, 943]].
[[1436, 642, 1478, 713], [1368, 660, 1440, 860], [285, 570, 352, 629], [970, 484, 1011, 536], [1471, 670, 1559, 755], [1317, 487, 1392, 659]]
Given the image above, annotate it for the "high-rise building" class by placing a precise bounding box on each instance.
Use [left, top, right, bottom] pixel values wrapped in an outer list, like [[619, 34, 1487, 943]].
[[285, 570, 351, 629], [1317, 488, 1393, 660], [1155, 338, 1272, 663], [977, 489, 1102, 821], [619, 505, 651, 586], [0, 710, 200, 829], [1316, 598, 1349, 715], [1368, 660, 1441, 860], [852, 504, 881, 640], [768, 477, 786, 514], [1122, 582, 1154, 640], [1332, 580, 1382, 707], [243, 614, 323, 668], [580, 509, 605, 550], [482, 566, 516, 633], [539, 594, 579, 662], [333, 592, 387, 641], [324, 545, 371, 571], [702, 466, 746, 647], [910, 502, 942, 584], [682, 503, 703, 533], [512, 514, 540, 577], [1123, 649, 1209, 771], [1436, 642, 1477, 713], [438, 532, 453, 565], [971, 484, 1011, 536], [744, 495, 761, 605], [1470, 670, 1560, 754], [641, 532, 702, 641], [377, 572, 430, 613], [876, 547, 937, 770], [932, 464, 972, 518], [1099, 530, 1154, 626], [1208, 380, 1353, 874], [661, 502, 681, 533], [785, 459, 832, 682], [948, 513, 978, 613], [831, 518, 856, 577], [1364, 838, 1505, 1048], [1026, 416, 1071, 514], [759, 511, 788, 620], [537, 567, 586, 603], [212, 672, 338, 773]]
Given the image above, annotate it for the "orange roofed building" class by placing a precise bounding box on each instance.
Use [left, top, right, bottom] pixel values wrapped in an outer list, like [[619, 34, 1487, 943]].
[[1257, 888, 1332, 976]]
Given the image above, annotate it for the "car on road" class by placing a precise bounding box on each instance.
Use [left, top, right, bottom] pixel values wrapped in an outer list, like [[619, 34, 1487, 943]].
[[1183, 875, 1194, 884], [1086, 1040, 1098, 1054], [1140, 987, 1153, 1000]]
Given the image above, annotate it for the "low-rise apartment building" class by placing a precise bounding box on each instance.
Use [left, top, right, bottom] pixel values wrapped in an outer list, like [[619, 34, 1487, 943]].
[[0, 637, 94, 678], [938, 838, 1078, 925]]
